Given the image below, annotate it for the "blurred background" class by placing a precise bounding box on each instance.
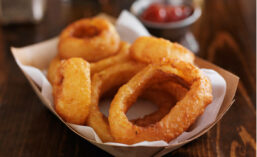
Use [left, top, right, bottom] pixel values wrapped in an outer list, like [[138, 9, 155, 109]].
[[0, 0, 255, 156]]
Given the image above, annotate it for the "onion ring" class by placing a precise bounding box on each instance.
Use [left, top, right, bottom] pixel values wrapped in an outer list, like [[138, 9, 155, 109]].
[[133, 82, 188, 127], [130, 36, 195, 64], [108, 60, 213, 144], [58, 18, 120, 62], [53, 58, 91, 125], [87, 60, 146, 142], [88, 59, 188, 141], [131, 89, 175, 127], [151, 80, 188, 101], [90, 41, 130, 74], [47, 56, 62, 84]]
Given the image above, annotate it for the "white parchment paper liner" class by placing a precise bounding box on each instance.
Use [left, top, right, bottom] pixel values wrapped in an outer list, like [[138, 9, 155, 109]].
[[11, 10, 239, 156]]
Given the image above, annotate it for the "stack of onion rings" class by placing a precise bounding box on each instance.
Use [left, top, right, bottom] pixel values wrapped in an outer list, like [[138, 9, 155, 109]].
[[88, 60, 191, 142], [108, 61, 212, 144], [47, 17, 213, 144]]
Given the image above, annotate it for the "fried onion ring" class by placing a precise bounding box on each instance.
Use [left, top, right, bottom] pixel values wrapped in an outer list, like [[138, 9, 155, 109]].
[[133, 82, 188, 127], [131, 89, 175, 127], [130, 36, 195, 64], [109, 60, 213, 144], [87, 60, 146, 142], [90, 41, 131, 74], [58, 18, 120, 62], [151, 80, 189, 101], [47, 56, 62, 84], [53, 58, 91, 125], [88, 59, 189, 142]]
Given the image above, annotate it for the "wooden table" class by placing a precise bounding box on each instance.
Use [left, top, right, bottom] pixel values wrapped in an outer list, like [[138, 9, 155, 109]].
[[0, 0, 255, 156]]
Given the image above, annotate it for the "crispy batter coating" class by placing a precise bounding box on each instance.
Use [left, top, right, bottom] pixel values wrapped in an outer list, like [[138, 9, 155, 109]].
[[87, 60, 146, 142], [58, 18, 120, 62], [130, 36, 195, 64], [53, 58, 91, 125], [47, 56, 62, 84], [133, 82, 188, 127], [109, 60, 213, 144], [89, 59, 183, 141], [90, 41, 131, 75], [151, 81, 189, 101], [51, 18, 213, 145], [132, 89, 175, 127]]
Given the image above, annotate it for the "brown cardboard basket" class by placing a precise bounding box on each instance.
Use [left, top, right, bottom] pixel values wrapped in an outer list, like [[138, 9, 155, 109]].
[[11, 14, 239, 157]]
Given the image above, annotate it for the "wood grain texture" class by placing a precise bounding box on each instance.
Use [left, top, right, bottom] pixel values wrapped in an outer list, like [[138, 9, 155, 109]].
[[0, 0, 255, 156]]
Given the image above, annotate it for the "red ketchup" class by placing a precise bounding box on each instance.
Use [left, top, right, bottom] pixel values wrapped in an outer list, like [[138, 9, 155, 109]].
[[141, 3, 193, 23]]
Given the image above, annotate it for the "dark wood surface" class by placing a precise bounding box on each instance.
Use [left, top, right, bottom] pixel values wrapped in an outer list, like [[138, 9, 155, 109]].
[[0, 0, 255, 156]]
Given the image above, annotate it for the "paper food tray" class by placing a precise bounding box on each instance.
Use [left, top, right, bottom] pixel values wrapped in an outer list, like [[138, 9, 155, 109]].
[[11, 12, 239, 157]]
